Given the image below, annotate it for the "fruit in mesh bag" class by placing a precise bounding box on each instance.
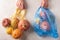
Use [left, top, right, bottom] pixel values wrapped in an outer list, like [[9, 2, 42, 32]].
[[18, 19, 30, 31], [12, 29, 23, 39], [2, 18, 11, 27], [11, 18, 19, 29], [19, 9, 26, 19], [6, 27, 13, 34]]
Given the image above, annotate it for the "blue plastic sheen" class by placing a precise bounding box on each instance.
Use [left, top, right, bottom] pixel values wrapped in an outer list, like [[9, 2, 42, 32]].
[[33, 7, 58, 38]]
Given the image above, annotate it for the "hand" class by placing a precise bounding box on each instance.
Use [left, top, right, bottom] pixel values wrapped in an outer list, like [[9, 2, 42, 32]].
[[41, 0, 48, 8], [16, 0, 25, 9]]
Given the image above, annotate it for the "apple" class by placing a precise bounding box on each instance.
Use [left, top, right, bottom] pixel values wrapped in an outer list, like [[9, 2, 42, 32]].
[[2, 18, 11, 27], [11, 18, 19, 29], [18, 19, 30, 31], [40, 21, 50, 31], [12, 29, 23, 39], [6, 27, 13, 34], [40, 11, 47, 20]]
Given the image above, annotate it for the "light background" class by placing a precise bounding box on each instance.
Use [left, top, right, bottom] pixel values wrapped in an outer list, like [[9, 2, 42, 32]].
[[0, 0, 60, 40]]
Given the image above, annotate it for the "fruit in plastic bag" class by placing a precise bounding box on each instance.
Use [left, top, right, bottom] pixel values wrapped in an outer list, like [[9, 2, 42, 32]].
[[40, 21, 50, 31], [33, 7, 58, 38]]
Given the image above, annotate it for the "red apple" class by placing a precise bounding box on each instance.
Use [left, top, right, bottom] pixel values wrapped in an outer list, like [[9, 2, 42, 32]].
[[2, 18, 11, 27], [40, 21, 50, 31], [18, 20, 30, 31], [40, 11, 46, 17]]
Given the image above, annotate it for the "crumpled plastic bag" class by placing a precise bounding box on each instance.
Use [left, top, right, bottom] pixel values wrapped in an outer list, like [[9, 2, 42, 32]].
[[33, 7, 58, 38]]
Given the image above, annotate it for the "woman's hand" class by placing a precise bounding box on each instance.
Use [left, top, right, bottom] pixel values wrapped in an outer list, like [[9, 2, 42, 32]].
[[16, 0, 25, 10], [41, 0, 48, 8]]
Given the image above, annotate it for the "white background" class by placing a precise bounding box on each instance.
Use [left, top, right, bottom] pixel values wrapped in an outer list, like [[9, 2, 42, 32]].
[[0, 0, 60, 40]]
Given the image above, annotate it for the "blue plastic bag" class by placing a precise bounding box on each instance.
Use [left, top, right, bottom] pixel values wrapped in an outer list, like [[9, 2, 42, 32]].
[[33, 7, 58, 38]]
